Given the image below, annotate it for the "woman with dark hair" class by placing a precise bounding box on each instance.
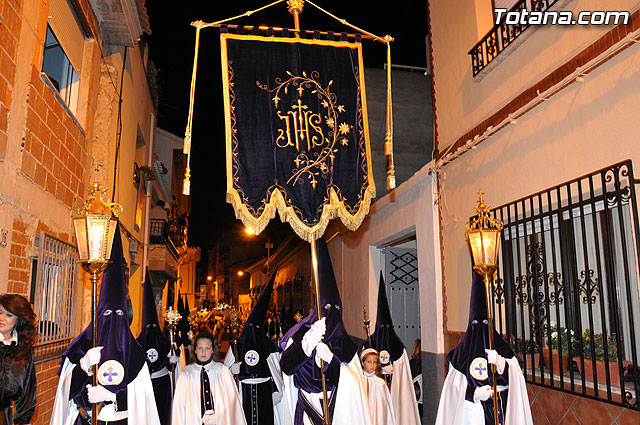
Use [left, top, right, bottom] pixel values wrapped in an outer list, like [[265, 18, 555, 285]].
[[171, 332, 245, 425], [0, 294, 37, 425]]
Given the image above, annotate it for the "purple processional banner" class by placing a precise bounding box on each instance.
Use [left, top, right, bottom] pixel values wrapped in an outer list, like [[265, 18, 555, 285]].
[[220, 29, 375, 242]]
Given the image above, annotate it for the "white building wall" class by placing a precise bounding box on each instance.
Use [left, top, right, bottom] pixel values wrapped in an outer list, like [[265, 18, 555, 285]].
[[431, 0, 640, 150], [438, 32, 640, 333], [329, 165, 443, 354]]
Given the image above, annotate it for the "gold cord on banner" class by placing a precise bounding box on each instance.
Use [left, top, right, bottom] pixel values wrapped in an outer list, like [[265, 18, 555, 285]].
[[182, 25, 201, 194], [184, 26, 201, 156], [384, 38, 395, 190]]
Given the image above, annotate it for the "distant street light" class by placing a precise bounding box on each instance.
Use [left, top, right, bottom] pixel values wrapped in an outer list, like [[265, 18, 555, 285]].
[[237, 270, 245, 277], [244, 226, 274, 271]]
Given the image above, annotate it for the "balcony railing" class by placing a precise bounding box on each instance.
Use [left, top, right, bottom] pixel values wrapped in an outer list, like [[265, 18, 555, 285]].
[[150, 219, 179, 261], [491, 160, 640, 410], [469, 0, 560, 76]]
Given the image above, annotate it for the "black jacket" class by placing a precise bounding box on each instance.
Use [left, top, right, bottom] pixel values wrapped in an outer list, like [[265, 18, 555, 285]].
[[0, 343, 36, 425]]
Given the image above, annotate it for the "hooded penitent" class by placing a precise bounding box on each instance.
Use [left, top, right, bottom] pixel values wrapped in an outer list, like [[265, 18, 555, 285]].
[[52, 225, 160, 425], [61, 227, 146, 396], [362, 273, 421, 425], [448, 271, 514, 423], [279, 237, 370, 425], [435, 270, 533, 425], [176, 293, 191, 361], [235, 267, 279, 379], [226, 267, 283, 425], [138, 273, 171, 373], [137, 272, 172, 425], [280, 237, 357, 377], [364, 273, 405, 363]]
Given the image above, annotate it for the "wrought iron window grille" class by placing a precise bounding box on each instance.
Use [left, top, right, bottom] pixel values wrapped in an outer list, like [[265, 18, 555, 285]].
[[33, 233, 78, 359], [492, 160, 640, 410], [469, 0, 561, 77]]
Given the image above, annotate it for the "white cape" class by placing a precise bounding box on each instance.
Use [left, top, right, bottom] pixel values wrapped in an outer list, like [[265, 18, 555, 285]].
[[50, 358, 160, 425], [388, 349, 421, 425], [364, 373, 396, 425], [435, 357, 533, 425], [280, 353, 373, 425], [171, 361, 246, 425]]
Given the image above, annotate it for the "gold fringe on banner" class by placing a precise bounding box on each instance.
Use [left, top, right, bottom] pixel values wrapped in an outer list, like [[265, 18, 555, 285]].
[[226, 185, 375, 243]]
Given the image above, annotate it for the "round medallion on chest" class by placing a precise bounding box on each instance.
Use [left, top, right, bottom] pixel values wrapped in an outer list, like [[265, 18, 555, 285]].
[[244, 350, 260, 366], [97, 360, 125, 386], [469, 357, 489, 381], [146, 348, 159, 363]]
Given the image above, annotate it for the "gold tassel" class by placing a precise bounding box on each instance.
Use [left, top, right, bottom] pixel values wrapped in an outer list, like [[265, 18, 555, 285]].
[[183, 130, 192, 155], [182, 169, 191, 195], [183, 152, 192, 196], [384, 37, 396, 190]]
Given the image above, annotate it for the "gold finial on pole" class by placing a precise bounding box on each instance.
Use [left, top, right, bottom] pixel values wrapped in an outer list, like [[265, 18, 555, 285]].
[[287, 0, 304, 35], [163, 307, 182, 389]]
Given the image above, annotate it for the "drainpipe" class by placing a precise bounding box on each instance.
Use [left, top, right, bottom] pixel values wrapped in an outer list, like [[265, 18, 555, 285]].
[[142, 112, 156, 281]]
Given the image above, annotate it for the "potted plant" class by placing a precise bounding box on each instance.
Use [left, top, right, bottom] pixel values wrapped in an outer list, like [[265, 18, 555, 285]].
[[573, 329, 631, 387], [508, 334, 539, 369], [542, 321, 576, 375]]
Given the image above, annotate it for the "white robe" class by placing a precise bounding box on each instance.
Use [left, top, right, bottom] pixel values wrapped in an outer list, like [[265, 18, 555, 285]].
[[385, 349, 421, 425], [171, 361, 246, 425], [280, 351, 373, 425], [224, 349, 284, 425], [50, 358, 160, 425], [363, 372, 395, 425], [434, 357, 534, 425]]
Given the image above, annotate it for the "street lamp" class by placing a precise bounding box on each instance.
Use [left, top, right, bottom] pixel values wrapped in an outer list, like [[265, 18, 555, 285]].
[[72, 179, 122, 425], [465, 191, 503, 425], [245, 226, 274, 271]]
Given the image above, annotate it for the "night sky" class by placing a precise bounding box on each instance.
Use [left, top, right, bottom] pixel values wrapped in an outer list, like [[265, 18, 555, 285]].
[[146, 1, 428, 248]]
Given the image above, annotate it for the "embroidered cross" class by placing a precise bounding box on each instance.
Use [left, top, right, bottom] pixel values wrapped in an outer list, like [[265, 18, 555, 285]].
[[147, 351, 157, 362], [474, 363, 487, 377], [103, 367, 119, 383], [247, 353, 257, 364]]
